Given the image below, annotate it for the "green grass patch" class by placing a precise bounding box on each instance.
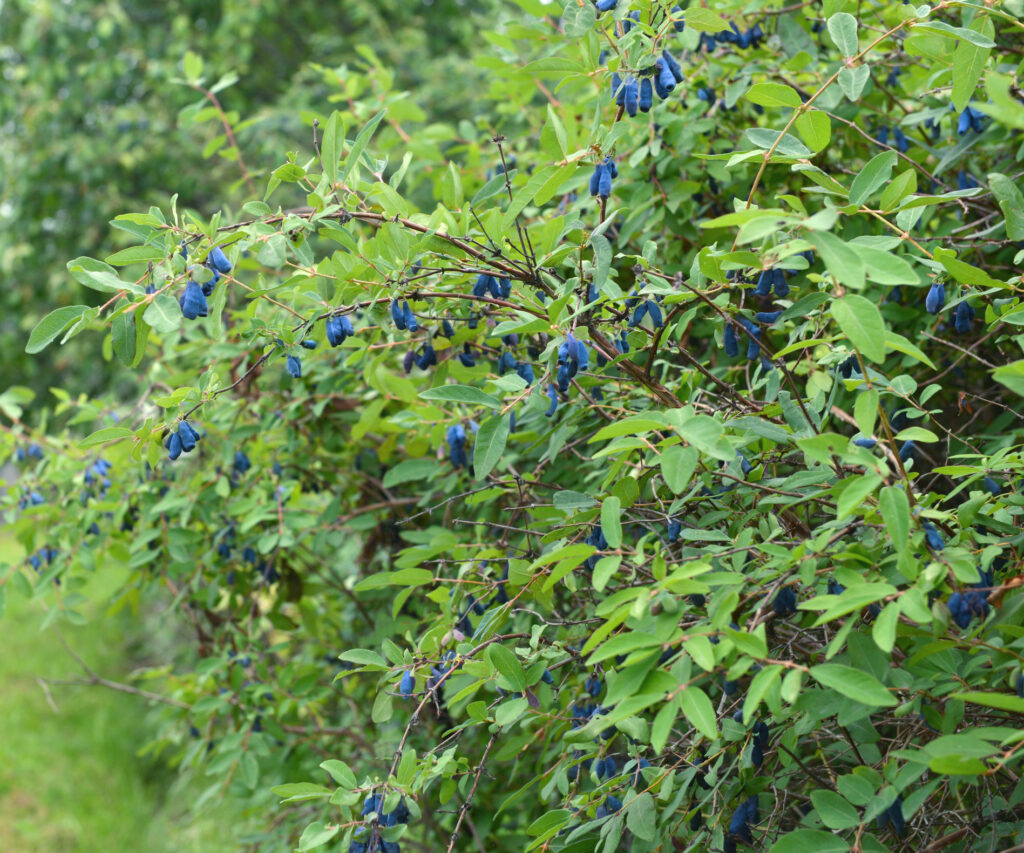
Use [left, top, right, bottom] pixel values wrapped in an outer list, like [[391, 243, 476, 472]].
[[0, 540, 235, 853]]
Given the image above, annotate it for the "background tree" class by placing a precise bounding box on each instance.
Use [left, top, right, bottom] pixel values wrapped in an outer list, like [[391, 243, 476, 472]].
[[6, 1, 1024, 851]]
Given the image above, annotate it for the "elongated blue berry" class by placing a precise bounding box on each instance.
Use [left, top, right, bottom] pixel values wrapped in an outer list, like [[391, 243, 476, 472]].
[[925, 282, 945, 314], [415, 343, 437, 370], [623, 78, 639, 117], [391, 299, 406, 330], [630, 301, 649, 327], [772, 268, 789, 298], [545, 384, 558, 417], [723, 323, 739, 357], [208, 246, 232, 274], [180, 279, 208, 319], [300, 339, 317, 350], [647, 301, 663, 327], [167, 431, 183, 460], [201, 269, 219, 297], [954, 301, 974, 334], [402, 301, 418, 331], [399, 670, 414, 696], [639, 78, 653, 112], [589, 163, 606, 198], [654, 61, 673, 99], [609, 72, 622, 102], [286, 355, 302, 378], [662, 50, 683, 83], [922, 521, 944, 550], [178, 421, 198, 453], [745, 327, 761, 360], [852, 437, 877, 448], [441, 318, 455, 338], [325, 315, 354, 346]]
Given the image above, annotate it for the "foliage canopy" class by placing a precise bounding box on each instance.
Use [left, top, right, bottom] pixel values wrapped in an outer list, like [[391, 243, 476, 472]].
[[8, 0, 1024, 851]]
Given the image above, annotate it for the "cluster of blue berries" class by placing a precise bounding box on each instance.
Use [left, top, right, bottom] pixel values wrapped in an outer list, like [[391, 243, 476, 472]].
[[14, 444, 44, 462], [390, 299, 419, 332], [473, 273, 512, 300], [700, 21, 765, 51], [179, 244, 231, 320], [589, 157, 618, 199], [348, 793, 409, 853], [445, 424, 468, 469], [949, 566, 992, 629], [165, 420, 201, 460]]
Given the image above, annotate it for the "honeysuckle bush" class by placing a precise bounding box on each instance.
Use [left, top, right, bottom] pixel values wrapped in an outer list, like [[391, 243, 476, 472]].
[[7, 0, 1024, 850]]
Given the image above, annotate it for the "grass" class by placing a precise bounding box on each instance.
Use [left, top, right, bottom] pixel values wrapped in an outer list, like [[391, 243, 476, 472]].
[[0, 540, 236, 853]]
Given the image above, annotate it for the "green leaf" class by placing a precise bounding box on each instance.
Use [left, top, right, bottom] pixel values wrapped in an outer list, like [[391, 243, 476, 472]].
[[562, 0, 596, 37], [183, 51, 203, 82], [337, 649, 388, 668], [104, 246, 167, 266], [684, 7, 730, 32], [831, 295, 885, 363], [271, 783, 331, 802], [297, 822, 340, 850], [795, 110, 831, 153], [745, 83, 801, 109], [679, 686, 718, 740], [144, 294, 183, 334], [601, 496, 622, 549], [827, 13, 859, 57], [810, 664, 896, 707], [770, 830, 851, 853], [660, 445, 698, 494], [872, 601, 900, 653], [809, 231, 865, 290], [810, 789, 861, 829], [474, 414, 510, 480], [853, 388, 878, 438], [745, 128, 811, 158], [487, 644, 526, 692], [419, 385, 501, 408], [913, 20, 995, 48], [340, 109, 386, 183], [381, 458, 437, 488], [837, 65, 870, 101], [951, 38, 989, 113], [111, 308, 137, 366], [79, 427, 134, 449], [26, 305, 90, 354], [68, 256, 143, 295], [988, 173, 1024, 241], [354, 569, 433, 592], [590, 416, 666, 443], [502, 165, 558, 233], [320, 111, 344, 188], [625, 792, 656, 841], [878, 485, 910, 553], [884, 331, 936, 369], [879, 169, 917, 212], [952, 692, 1024, 713], [849, 151, 897, 206], [319, 759, 356, 787], [993, 360, 1024, 398], [553, 490, 597, 512]]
